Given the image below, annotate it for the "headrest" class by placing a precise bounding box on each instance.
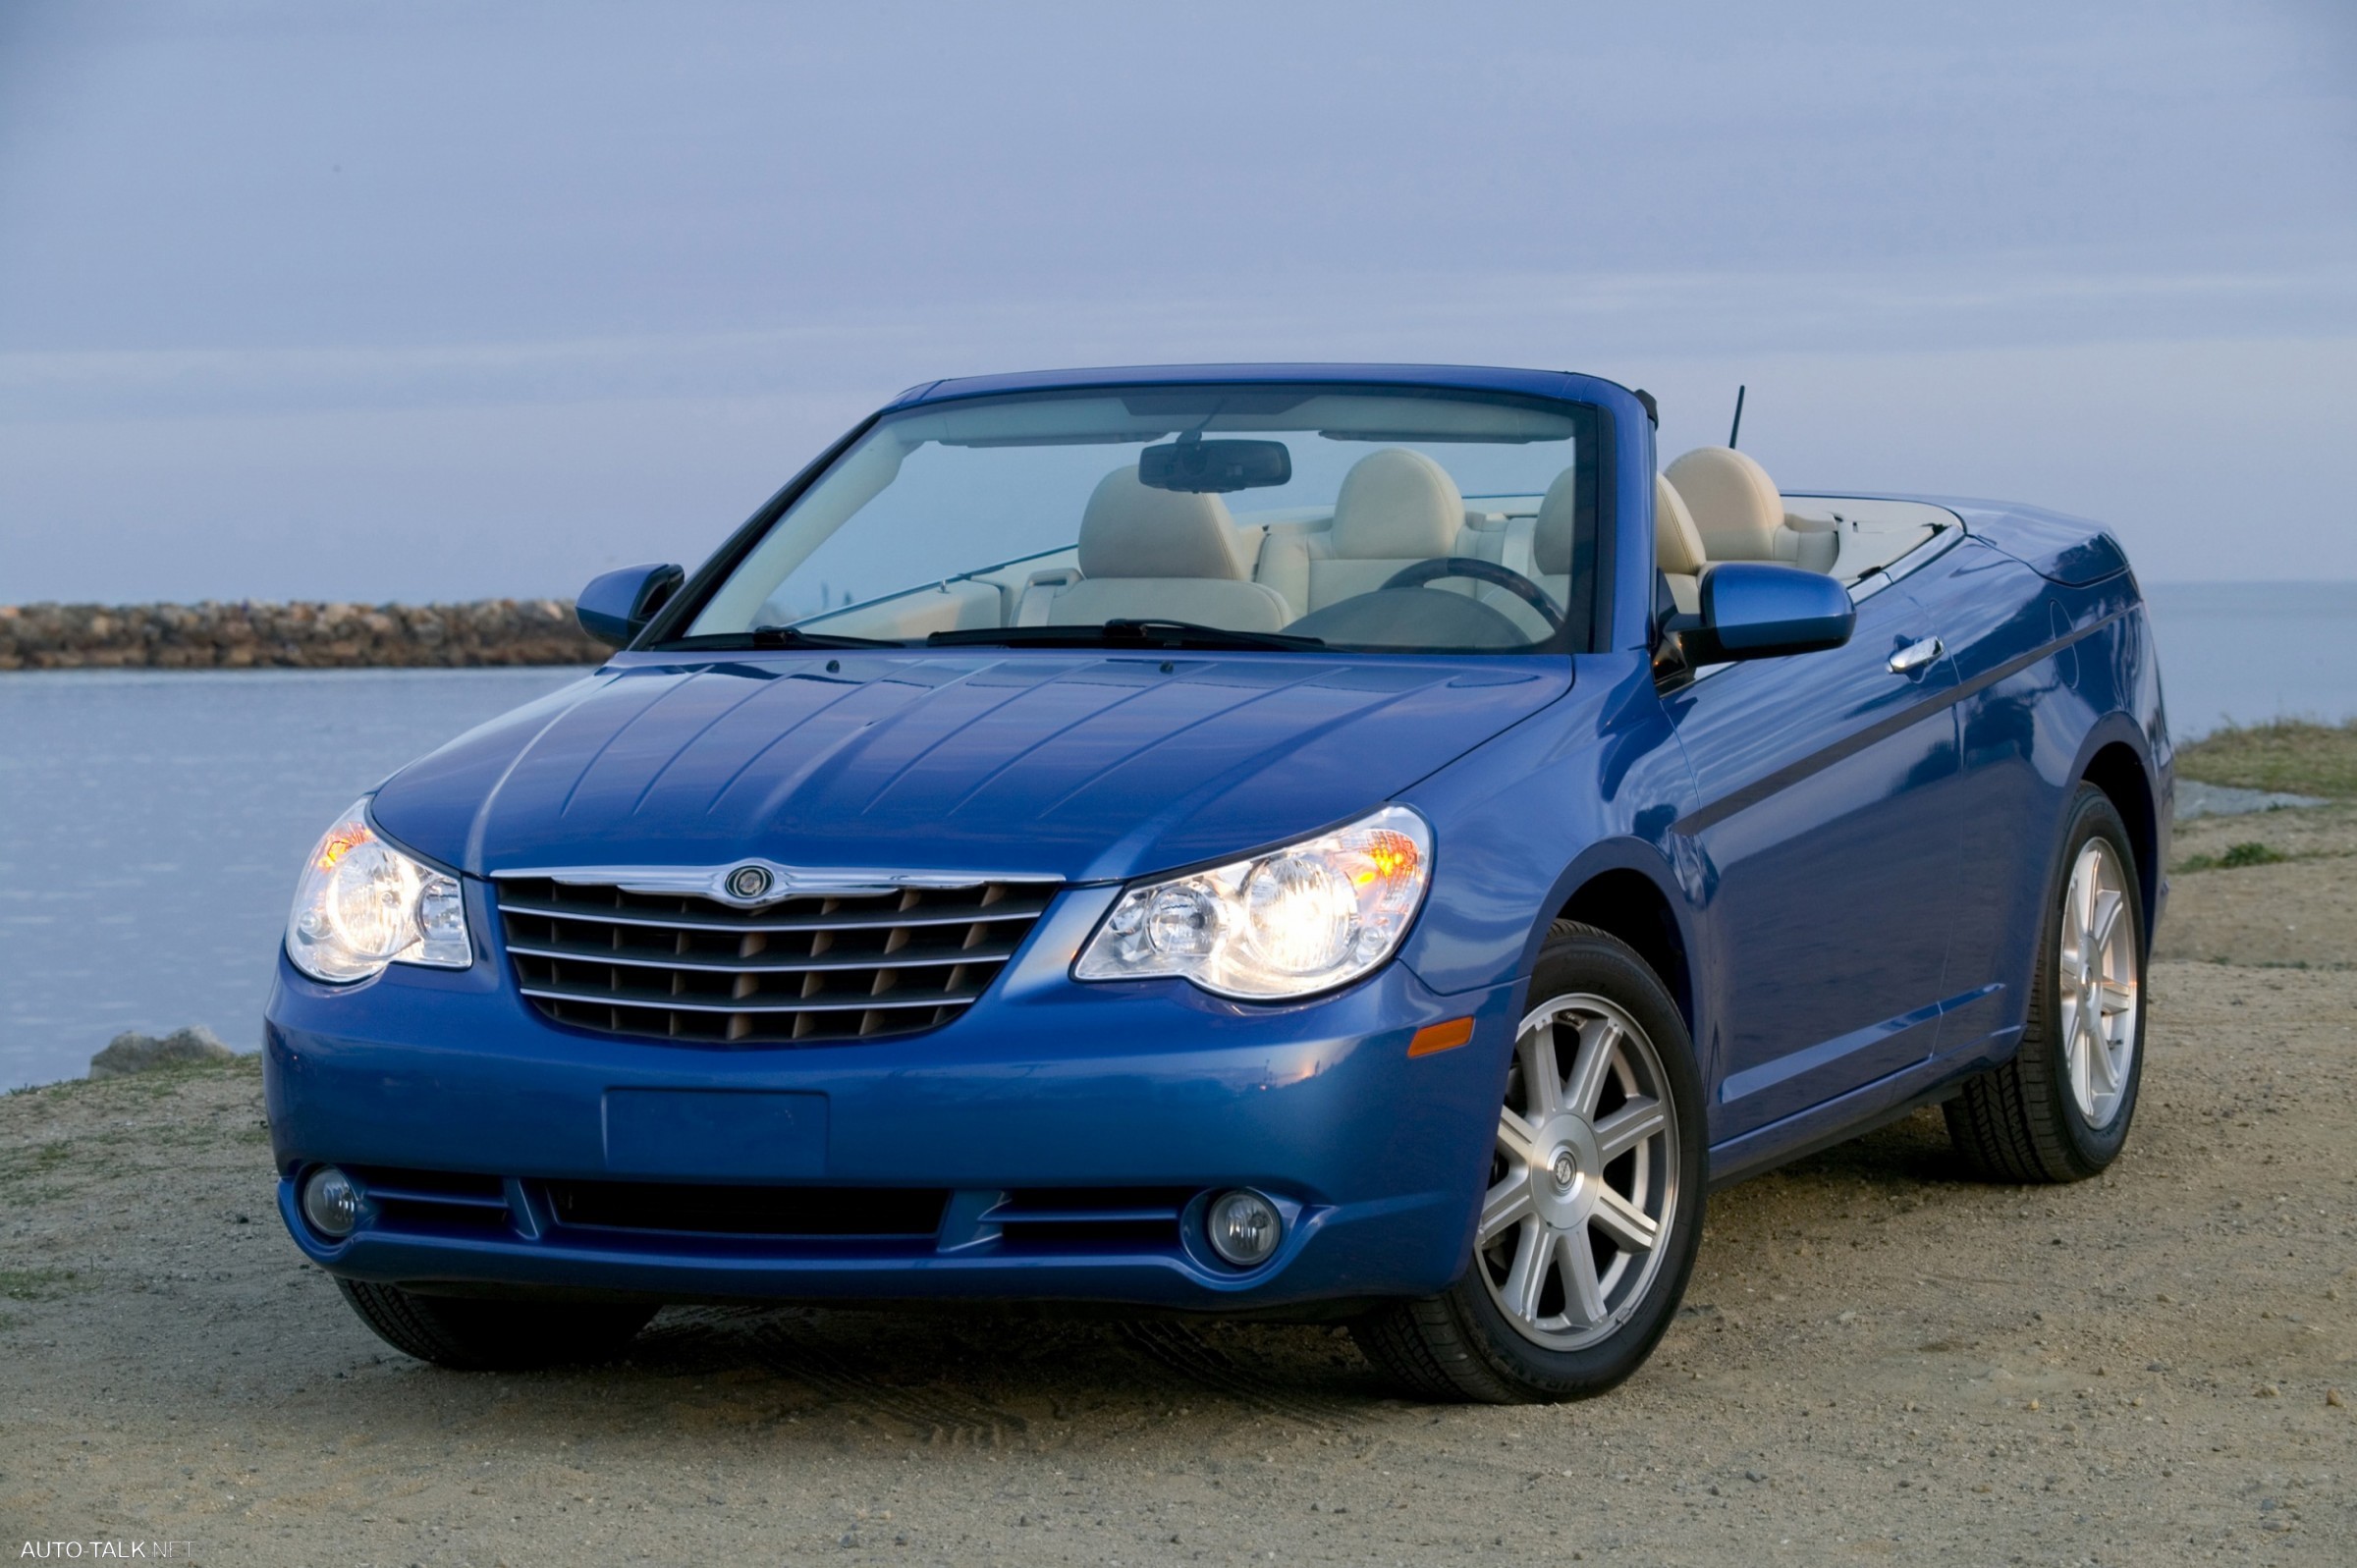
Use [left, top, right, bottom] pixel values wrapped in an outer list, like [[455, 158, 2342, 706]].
[[1535, 468, 1706, 577], [1534, 466, 1579, 575], [1330, 448, 1464, 559], [1653, 474, 1707, 574], [1663, 447, 1782, 562], [1077, 467, 1246, 580]]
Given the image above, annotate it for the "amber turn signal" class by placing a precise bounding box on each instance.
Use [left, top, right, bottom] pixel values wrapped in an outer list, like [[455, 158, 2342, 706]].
[[1407, 1016, 1475, 1057]]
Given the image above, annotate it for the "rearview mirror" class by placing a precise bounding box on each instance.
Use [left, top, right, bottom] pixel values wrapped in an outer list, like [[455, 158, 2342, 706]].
[[576, 563, 685, 647], [1674, 562, 1854, 664], [1137, 437, 1291, 493]]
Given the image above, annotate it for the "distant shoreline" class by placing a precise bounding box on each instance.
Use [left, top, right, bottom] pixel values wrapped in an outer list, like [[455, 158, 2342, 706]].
[[0, 599, 606, 670]]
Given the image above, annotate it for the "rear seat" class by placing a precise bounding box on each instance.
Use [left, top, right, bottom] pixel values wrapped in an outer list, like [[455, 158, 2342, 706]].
[[1663, 447, 1838, 575], [1252, 449, 1481, 619], [1237, 445, 1834, 639]]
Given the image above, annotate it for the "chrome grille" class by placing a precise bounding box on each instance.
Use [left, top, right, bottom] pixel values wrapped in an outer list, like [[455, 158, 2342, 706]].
[[495, 874, 1057, 1044]]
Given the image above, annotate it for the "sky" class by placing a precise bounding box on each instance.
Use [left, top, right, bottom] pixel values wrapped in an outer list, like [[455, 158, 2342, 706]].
[[0, 0, 2352, 605]]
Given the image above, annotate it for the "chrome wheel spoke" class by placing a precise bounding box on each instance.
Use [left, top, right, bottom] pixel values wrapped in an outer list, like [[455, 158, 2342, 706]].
[[1518, 1025, 1566, 1120], [1591, 1186, 1660, 1254], [1496, 1108, 1544, 1168], [1561, 1229, 1608, 1326], [1502, 1217, 1551, 1323], [2075, 848, 2101, 943], [2087, 1025, 2119, 1091], [1593, 1096, 1665, 1164], [1564, 1015, 1618, 1117], [1479, 1170, 1535, 1246], [2090, 888, 2124, 955]]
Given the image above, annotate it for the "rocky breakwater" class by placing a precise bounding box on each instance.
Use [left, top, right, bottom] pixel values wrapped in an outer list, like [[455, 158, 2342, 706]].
[[0, 598, 609, 670]]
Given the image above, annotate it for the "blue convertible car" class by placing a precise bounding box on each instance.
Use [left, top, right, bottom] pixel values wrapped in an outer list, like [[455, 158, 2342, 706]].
[[267, 364, 2168, 1401]]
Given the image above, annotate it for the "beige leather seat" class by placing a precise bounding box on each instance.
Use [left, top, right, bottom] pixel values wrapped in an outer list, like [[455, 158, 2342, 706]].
[[1652, 474, 1707, 612], [1254, 448, 1471, 618], [1030, 467, 1292, 631], [1663, 447, 1837, 573], [1525, 468, 1580, 615], [1519, 468, 1707, 618]]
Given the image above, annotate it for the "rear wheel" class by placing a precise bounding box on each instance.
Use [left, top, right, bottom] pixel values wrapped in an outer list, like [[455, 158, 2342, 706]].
[[1946, 784, 2147, 1182], [335, 1278, 654, 1371], [1353, 921, 1705, 1402]]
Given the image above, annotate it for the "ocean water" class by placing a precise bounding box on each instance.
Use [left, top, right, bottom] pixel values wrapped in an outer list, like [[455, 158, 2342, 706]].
[[1, 667, 590, 1091], [2141, 581, 2357, 737], [3, 582, 2351, 1090]]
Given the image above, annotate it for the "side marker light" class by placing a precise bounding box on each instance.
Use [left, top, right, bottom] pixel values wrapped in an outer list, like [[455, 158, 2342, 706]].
[[1407, 1017, 1475, 1057]]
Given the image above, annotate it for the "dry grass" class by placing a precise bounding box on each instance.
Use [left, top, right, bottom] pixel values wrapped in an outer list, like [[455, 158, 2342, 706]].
[[2174, 717, 2357, 798]]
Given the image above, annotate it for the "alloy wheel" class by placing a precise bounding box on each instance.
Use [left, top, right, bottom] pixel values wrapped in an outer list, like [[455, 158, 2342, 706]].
[[1479, 993, 1679, 1351], [2058, 837, 2139, 1128]]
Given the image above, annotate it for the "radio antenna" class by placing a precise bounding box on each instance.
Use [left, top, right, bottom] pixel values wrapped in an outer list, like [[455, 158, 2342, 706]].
[[1727, 384, 1747, 449]]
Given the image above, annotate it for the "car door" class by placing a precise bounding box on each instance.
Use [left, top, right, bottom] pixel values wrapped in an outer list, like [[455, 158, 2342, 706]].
[[1663, 572, 1965, 1147], [1891, 539, 2086, 1060]]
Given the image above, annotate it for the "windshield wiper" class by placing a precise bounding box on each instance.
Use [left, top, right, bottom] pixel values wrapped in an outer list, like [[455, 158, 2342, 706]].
[[927, 619, 1327, 653], [653, 626, 904, 652]]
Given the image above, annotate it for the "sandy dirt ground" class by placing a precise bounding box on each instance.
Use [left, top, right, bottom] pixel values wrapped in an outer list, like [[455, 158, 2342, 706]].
[[5, 845, 2353, 1566], [2159, 802, 2357, 970]]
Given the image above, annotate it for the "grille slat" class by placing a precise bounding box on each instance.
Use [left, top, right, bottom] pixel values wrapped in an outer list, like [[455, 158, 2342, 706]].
[[504, 938, 1022, 974], [497, 873, 1055, 1045], [517, 982, 988, 1015], [495, 895, 1054, 934]]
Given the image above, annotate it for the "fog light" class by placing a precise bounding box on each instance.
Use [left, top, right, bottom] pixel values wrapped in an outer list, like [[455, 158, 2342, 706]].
[[1206, 1189, 1282, 1268], [301, 1165, 360, 1238]]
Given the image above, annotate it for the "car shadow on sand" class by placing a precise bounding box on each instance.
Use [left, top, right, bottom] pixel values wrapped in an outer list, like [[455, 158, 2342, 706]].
[[383, 1108, 1980, 1443]]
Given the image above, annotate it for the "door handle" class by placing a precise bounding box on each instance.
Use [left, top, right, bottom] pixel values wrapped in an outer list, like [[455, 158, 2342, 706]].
[[1888, 636, 1944, 675]]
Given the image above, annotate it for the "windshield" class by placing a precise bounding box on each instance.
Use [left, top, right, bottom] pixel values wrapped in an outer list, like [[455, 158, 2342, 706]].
[[673, 383, 1603, 654]]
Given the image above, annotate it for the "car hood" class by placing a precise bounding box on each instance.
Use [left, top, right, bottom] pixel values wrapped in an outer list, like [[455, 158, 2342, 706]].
[[368, 651, 1570, 884]]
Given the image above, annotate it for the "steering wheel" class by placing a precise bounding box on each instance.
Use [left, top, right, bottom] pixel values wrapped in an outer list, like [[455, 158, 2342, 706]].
[[1380, 557, 1565, 630]]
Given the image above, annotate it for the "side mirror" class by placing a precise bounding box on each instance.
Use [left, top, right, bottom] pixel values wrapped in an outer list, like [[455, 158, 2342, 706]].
[[1674, 562, 1854, 664], [576, 563, 685, 648]]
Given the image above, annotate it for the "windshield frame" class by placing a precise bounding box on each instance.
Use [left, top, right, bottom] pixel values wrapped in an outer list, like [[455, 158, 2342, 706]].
[[640, 374, 1622, 658]]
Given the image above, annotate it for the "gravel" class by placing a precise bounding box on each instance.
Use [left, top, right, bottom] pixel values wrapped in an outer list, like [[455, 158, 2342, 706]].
[[4, 923, 2351, 1562], [2173, 780, 2329, 821]]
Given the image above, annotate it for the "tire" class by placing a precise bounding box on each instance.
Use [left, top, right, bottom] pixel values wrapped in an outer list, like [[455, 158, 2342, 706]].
[[1946, 784, 2147, 1183], [1353, 920, 1707, 1402], [335, 1278, 655, 1371]]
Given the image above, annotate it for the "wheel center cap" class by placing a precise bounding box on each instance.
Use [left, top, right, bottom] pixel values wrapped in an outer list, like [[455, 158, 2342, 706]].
[[1532, 1114, 1603, 1225]]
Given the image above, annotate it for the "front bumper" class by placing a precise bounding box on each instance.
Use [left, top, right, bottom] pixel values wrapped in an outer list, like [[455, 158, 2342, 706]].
[[264, 889, 1517, 1312]]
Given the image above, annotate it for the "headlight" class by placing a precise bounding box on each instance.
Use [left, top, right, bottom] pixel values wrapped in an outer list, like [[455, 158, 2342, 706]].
[[1074, 805, 1431, 1000], [284, 802, 471, 983]]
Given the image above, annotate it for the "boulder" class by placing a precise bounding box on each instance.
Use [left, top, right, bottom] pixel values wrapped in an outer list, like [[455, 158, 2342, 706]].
[[88, 1025, 238, 1079]]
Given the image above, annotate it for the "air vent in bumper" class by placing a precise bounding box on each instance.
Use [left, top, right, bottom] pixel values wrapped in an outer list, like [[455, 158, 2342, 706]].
[[544, 1180, 949, 1239]]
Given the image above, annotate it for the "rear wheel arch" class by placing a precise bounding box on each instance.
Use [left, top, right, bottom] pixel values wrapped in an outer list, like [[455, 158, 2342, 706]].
[[2079, 736, 2159, 941]]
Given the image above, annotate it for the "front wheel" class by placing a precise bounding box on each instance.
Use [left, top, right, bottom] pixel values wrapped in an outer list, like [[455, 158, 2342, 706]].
[[1352, 921, 1706, 1402], [335, 1278, 655, 1371]]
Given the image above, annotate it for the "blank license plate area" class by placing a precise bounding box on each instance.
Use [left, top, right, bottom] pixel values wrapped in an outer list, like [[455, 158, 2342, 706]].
[[601, 1089, 829, 1179]]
